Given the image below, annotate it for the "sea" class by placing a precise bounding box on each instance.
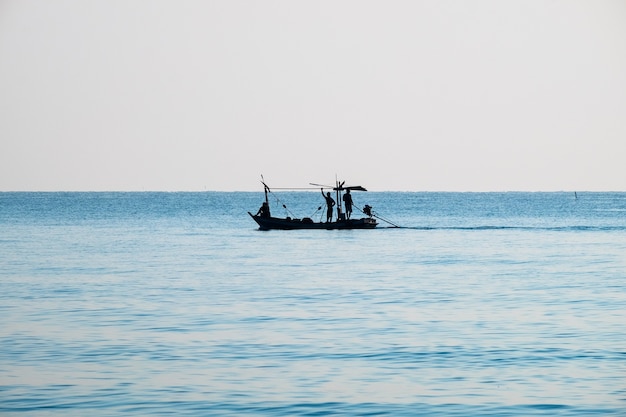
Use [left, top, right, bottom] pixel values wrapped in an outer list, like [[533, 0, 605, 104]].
[[1, 191, 625, 416]]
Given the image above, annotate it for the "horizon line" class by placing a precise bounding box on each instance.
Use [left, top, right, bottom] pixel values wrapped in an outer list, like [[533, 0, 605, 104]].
[[1, 189, 624, 193]]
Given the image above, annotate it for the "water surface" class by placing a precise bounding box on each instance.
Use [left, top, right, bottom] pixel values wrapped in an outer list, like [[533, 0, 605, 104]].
[[1, 192, 625, 415]]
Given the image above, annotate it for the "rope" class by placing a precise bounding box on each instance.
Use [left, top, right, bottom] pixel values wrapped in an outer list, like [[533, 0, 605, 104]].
[[267, 188, 296, 218], [353, 197, 400, 228], [371, 211, 400, 228]]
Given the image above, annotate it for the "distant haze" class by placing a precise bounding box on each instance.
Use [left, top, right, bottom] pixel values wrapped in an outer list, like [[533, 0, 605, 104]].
[[1, 0, 625, 191]]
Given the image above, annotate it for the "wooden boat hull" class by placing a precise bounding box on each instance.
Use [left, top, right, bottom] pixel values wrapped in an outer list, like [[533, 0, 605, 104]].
[[248, 212, 377, 230]]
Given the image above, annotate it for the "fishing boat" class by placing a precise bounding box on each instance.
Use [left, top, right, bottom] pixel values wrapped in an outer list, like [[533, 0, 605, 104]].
[[248, 179, 378, 230]]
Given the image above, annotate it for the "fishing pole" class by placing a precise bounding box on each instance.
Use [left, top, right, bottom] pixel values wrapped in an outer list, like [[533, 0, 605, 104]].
[[310, 206, 323, 218]]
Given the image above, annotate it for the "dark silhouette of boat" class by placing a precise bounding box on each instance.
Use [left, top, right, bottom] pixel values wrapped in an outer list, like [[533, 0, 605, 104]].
[[248, 178, 377, 230]]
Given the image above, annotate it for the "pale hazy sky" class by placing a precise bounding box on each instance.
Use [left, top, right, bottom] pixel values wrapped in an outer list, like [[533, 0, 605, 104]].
[[1, 1, 625, 191]]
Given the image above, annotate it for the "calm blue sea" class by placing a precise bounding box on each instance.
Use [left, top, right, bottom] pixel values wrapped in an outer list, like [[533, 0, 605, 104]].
[[1, 191, 625, 416]]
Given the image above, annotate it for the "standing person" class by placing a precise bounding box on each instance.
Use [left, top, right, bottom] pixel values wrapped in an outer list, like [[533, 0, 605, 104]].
[[342, 189, 353, 219], [321, 189, 335, 223]]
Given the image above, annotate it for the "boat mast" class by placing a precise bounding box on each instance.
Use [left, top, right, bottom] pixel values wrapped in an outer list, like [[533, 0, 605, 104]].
[[335, 179, 344, 220], [261, 175, 269, 206], [263, 183, 269, 205]]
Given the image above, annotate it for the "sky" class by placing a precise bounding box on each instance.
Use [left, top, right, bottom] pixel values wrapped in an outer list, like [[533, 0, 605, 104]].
[[1, 0, 625, 191]]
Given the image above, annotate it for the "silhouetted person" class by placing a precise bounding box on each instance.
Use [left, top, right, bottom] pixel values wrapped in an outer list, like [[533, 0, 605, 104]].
[[321, 189, 335, 222], [342, 189, 353, 219], [256, 201, 271, 218], [363, 204, 372, 217]]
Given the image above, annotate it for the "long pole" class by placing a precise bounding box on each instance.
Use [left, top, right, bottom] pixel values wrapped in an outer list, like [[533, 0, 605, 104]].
[[371, 212, 400, 228], [336, 179, 341, 219]]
